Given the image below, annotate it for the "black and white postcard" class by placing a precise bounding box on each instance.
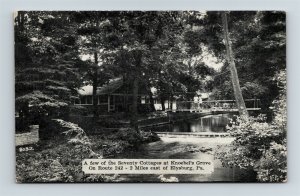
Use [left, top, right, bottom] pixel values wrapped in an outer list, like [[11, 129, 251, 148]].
[[15, 11, 286, 183]]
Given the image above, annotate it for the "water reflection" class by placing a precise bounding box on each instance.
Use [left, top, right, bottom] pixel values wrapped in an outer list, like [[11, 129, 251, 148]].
[[173, 114, 230, 133], [145, 114, 231, 133]]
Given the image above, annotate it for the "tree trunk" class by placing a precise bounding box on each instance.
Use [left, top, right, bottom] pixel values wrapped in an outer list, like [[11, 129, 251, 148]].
[[148, 91, 156, 112], [146, 81, 156, 112], [160, 97, 165, 111], [132, 77, 139, 131], [170, 97, 173, 110], [221, 12, 249, 120], [131, 51, 142, 133], [92, 52, 99, 118]]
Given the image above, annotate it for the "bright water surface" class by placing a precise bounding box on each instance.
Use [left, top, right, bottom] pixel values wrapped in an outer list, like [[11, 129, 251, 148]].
[[172, 113, 231, 133]]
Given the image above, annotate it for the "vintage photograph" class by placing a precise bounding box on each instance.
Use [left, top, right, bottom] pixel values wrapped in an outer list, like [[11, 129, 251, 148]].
[[15, 11, 286, 183]]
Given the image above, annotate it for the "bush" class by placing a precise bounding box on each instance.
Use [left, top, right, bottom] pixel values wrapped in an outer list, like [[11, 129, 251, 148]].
[[69, 105, 88, 116], [89, 128, 160, 157], [216, 70, 287, 182], [16, 120, 160, 183], [257, 140, 287, 182], [216, 115, 287, 182], [16, 119, 105, 183], [108, 128, 142, 144]]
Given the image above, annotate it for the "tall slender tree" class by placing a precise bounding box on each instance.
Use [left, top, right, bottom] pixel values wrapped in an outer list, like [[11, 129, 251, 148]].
[[221, 12, 249, 120]]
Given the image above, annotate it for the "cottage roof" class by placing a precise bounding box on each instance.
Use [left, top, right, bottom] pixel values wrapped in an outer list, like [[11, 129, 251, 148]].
[[78, 77, 123, 96]]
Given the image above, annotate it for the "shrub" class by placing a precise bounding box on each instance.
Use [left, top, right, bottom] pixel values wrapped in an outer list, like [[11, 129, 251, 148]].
[[257, 140, 287, 182], [216, 70, 287, 182], [16, 120, 160, 182], [69, 105, 88, 116], [16, 119, 104, 183]]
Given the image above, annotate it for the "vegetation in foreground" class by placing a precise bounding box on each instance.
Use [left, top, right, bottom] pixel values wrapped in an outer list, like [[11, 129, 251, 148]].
[[16, 120, 159, 183], [216, 70, 287, 182]]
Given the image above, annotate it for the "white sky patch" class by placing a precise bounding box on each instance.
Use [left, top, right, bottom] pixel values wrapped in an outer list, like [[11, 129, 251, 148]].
[[202, 53, 223, 71], [80, 54, 92, 61], [30, 37, 38, 42], [201, 45, 224, 71], [150, 87, 157, 94], [38, 18, 44, 24], [79, 53, 104, 66], [182, 46, 224, 71]]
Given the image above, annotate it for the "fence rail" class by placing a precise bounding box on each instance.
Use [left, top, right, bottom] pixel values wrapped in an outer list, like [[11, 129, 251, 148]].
[[173, 99, 261, 112]]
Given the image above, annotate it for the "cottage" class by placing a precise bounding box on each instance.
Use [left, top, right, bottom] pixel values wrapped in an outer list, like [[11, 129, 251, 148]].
[[74, 77, 152, 114]]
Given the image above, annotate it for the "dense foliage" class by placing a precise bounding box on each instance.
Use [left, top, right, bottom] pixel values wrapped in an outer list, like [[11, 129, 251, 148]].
[[216, 70, 287, 182], [15, 12, 83, 127], [15, 11, 218, 130], [16, 120, 159, 182], [210, 11, 286, 113]]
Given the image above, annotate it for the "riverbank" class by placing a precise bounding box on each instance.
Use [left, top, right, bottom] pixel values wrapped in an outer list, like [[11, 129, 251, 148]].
[[115, 136, 257, 182], [15, 120, 159, 183], [67, 111, 211, 134]]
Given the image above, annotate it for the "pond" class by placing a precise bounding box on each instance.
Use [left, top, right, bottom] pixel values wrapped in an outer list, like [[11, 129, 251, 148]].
[[172, 113, 231, 133], [117, 114, 257, 182]]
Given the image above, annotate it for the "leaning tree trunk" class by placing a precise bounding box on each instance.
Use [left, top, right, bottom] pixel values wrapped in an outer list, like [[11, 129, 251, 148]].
[[92, 52, 99, 118], [221, 12, 249, 121]]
